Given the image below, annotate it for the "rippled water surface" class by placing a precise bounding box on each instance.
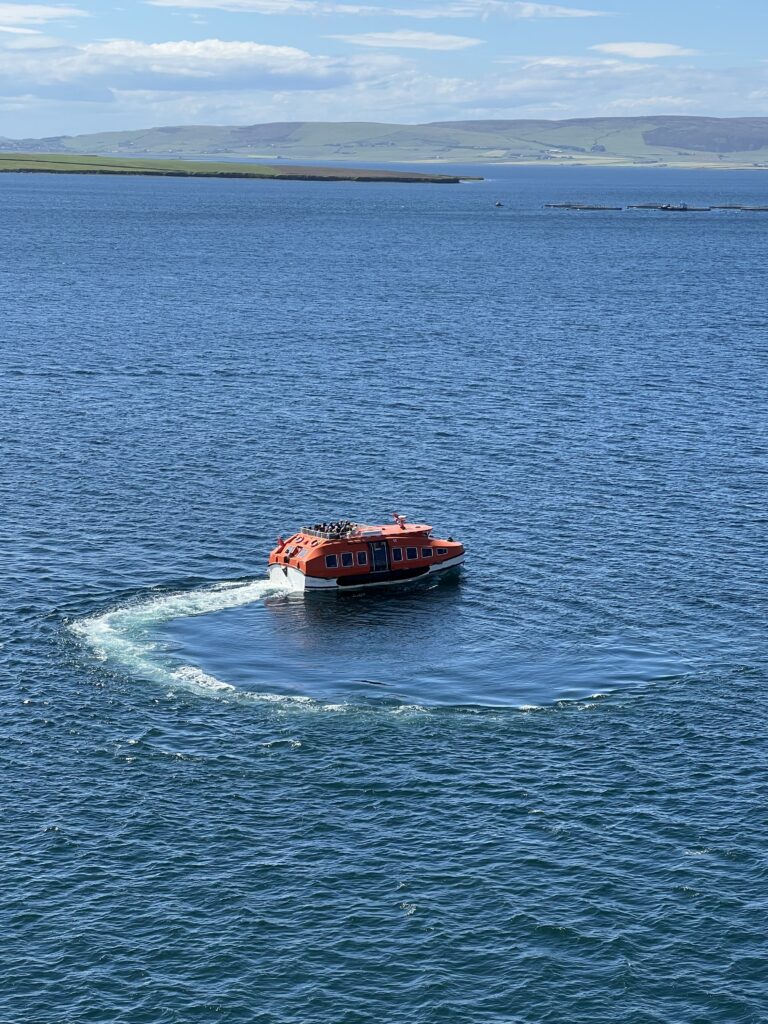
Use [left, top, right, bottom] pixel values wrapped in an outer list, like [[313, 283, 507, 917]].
[[2, 168, 767, 1022]]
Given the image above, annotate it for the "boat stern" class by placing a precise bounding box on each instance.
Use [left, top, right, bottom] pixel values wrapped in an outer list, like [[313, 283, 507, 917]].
[[268, 562, 307, 591]]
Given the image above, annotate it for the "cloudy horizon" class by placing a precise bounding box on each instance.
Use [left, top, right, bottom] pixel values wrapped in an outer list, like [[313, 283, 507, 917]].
[[0, 0, 765, 137]]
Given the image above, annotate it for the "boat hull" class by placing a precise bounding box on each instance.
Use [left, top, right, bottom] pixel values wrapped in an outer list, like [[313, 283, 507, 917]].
[[269, 553, 464, 592]]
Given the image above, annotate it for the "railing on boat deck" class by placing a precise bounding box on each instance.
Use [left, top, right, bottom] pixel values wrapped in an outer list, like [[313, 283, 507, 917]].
[[300, 526, 360, 540]]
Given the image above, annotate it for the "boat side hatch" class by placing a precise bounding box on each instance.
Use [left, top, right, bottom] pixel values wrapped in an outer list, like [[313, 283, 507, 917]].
[[369, 541, 389, 572]]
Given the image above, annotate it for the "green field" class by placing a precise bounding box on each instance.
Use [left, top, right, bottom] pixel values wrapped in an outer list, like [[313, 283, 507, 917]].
[[0, 152, 467, 183], [4, 117, 768, 168]]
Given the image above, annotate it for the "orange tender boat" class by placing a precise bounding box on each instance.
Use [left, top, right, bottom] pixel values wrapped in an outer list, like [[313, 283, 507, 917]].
[[268, 513, 465, 591]]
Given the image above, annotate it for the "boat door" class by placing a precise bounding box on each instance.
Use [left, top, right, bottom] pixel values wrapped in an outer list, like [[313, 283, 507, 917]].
[[370, 541, 389, 573]]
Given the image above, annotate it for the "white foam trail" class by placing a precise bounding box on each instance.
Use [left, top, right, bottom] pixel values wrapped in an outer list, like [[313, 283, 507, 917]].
[[84, 578, 279, 633], [171, 665, 236, 693], [72, 577, 289, 698]]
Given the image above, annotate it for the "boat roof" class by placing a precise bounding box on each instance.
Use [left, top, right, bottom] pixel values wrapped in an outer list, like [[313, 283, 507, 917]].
[[296, 521, 431, 542]]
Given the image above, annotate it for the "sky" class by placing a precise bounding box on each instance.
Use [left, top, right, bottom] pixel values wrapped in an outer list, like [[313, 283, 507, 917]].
[[0, 0, 766, 137]]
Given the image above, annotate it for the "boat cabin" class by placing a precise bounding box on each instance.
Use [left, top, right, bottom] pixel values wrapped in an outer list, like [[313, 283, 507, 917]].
[[268, 516, 465, 590]]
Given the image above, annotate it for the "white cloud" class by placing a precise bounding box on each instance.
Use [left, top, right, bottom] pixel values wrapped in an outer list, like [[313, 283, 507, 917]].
[[604, 94, 699, 111], [0, 3, 85, 25], [2, 31, 64, 47], [147, 0, 325, 10], [87, 37, 329, 74], [495, 2, 604, 16], [0, 35, 404, 92], [330, 29, 481, 49], [591, 42, 699, 59], [1, 27, 766, 137], [146, 0, 608, 19]]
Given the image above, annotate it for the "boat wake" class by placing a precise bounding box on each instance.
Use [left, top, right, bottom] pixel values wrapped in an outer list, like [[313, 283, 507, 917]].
[[70, 578, 627, 715], [70, 577, 320, 707]]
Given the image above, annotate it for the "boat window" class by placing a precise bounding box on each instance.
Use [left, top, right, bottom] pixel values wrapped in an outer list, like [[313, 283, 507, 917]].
[[294, 547, 305, 558], [357, 551, 368, 565], [341, 552, 353, 567], [325, 554, 338, 568], [422, 547, 433, 558], [406, 547, 417, 560], [437, 547, 447, 555], [392, 547, 403, 561]]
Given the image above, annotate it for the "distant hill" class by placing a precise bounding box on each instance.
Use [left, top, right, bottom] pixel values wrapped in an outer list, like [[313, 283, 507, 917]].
[[3, 117, 768, 167]]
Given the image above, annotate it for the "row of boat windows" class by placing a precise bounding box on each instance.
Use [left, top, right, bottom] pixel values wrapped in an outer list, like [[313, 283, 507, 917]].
[[325, 546, 447, 569]]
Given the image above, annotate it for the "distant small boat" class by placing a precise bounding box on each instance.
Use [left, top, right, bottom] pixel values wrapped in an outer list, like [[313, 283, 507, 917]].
[[659, 203, 711, 212], [494, 201, 504, 207], [629, 203, 711, 212]]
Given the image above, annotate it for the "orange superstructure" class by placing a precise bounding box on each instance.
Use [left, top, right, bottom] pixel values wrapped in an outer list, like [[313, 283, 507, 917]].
[[267, 514, 465, 591]]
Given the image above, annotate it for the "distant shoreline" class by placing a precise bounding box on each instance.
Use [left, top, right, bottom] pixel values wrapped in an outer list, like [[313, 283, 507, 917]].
[[407, 159, 768, 171], [0, 153, 479, 184], [6, 117, 768, 170]]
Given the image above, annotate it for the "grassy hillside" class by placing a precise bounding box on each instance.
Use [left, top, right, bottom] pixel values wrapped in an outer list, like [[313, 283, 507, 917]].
[[0, 153, 466, 183], [4, 117, 768, 167]]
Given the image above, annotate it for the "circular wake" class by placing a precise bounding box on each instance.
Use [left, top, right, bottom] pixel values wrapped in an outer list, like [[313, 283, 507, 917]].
[[70, 578, 643, 714]]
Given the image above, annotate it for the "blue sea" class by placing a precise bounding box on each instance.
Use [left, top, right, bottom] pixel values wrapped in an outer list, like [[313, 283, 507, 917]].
[[2, 166, 767, 1023]]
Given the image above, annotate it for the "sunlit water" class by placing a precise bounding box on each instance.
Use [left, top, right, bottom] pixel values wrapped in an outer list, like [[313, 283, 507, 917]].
[[2, 167, 767, 1022]]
